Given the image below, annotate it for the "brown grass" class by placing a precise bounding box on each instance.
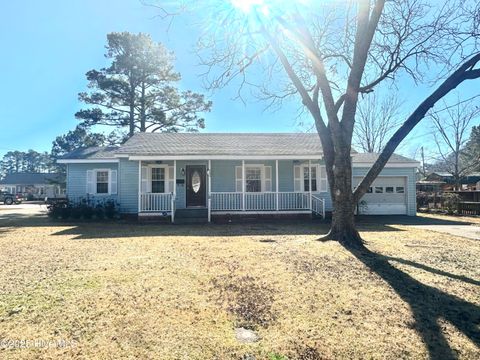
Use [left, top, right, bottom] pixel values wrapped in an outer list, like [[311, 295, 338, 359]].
[[0, 216, 479, 359]]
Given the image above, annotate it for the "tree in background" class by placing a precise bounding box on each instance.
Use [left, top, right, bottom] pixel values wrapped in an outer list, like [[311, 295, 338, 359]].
[[464, 124, 480, 170], [156, 0, 480, 247], [430, 98, 480, 189], [76, 32, 212, 137], [51, 125, 117, 159], [354, 93, 403, 153], [0, 150, 54, 176]]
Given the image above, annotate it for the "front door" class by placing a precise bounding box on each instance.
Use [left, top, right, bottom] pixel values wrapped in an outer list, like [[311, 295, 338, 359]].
[[186, 165, 206, 207]]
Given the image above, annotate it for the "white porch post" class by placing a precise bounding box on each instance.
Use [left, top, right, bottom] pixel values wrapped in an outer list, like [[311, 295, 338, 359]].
[[172, 160, 176, 223], [275, 159, 279, 211], [242, 160, 245, 211], [138, 160, 142, 213], [208, 159, 211, 222], [309, 159, 312, 210]]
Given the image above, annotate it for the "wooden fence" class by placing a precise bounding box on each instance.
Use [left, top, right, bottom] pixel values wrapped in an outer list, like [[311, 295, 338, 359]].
[[457, 202, 480, 215]]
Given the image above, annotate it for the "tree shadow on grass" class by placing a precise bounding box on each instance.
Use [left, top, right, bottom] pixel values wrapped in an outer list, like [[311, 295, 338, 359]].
[[347, 245, 480, 359]]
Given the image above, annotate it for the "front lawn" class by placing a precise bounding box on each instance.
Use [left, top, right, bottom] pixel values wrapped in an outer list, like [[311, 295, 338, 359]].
[[0, 216, 479, 359]]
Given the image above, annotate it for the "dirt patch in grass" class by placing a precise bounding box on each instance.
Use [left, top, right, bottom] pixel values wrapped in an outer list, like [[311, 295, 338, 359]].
[[0, 217, 479, 359], [211, 271, 277, 329]]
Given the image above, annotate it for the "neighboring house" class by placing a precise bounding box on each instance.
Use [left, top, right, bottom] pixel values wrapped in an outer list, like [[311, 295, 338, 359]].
[[58, 133, 419, 221], [0, 173, 64, 199], [419, 172, 480, 191]]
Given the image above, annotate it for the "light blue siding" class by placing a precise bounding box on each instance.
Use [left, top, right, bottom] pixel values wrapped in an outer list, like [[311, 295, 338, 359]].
[[353, 167, 417, 216], [66, 159, 415, 216], [118, 159, 139, 213], [66, 163, 119, 203]]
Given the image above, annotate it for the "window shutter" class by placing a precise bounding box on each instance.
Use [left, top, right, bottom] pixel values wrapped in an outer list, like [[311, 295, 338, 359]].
[[320, 166, 328, 192], [141, 166, 148, 193], [167, 166, 175, 193], [110, 170, 117, 194], [264, 166, 272, 192], [294, 165, 302, 192], [86, 170, 95, 194], [235, 166, 243, 192]]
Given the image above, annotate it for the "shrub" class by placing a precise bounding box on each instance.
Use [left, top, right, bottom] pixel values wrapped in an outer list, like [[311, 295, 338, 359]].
[[443, 193, 461, 214], [94, 204, 105, 220], [104, 200, 117, 219], [48, 197, 119, 221]]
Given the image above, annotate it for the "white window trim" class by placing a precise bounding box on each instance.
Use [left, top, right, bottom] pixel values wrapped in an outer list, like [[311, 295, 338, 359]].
[[149, 164, 168, 194], [237, 164, 273, 193], [92, 168, 112, 196], [246, 165, 264, 193], [298, 164, 328, 193]]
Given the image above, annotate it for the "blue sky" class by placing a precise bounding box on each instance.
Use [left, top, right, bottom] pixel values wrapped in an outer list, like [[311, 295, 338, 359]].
[[0, 0, 478, 161]]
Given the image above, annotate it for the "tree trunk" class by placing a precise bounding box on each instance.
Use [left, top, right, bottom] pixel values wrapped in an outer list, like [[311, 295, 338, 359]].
[[320, 150, 365, 249]]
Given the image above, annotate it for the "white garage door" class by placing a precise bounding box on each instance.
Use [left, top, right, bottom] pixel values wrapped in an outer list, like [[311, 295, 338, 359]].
[[353, 176, 407, 215]]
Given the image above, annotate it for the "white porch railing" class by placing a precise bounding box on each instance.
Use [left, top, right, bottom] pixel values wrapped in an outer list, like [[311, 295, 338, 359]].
[[311, 194, 326, 218], [210, 191, 324, 217], [140, 193, 173, 212]]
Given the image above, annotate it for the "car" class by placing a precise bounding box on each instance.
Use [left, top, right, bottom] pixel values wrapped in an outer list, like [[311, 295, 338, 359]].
[[0, 191, 23, 205]]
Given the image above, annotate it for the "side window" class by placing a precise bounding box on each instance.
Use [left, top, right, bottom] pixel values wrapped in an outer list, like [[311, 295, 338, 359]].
[[385, 187, 394, 193], [96, 171, 109, 194], [303, 166, 317, 192], [246, 167, 262, 192], [396, 186, 405, 193], [375, 186, 383, 193], [151, 168, 165, 193]]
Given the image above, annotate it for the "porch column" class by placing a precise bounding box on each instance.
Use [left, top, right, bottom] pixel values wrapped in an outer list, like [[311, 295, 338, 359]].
[[242, 160, 245, 211], [172, 160, 176, 223], [309, 159, 312, 210], [208, 159, 211, 222], [138, 160, 142, 213], [275, 159, 279, 211]]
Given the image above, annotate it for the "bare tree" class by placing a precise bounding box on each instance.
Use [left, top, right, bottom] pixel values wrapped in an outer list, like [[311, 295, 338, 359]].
[[151, 0, 480, 247], [354, 93, 403, 153], [430, 97, 480, 189]]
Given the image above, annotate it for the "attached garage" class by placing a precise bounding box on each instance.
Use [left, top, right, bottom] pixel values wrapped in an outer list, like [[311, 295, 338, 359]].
[[353, 176, 407, 215], [352, 153, 419, 216]]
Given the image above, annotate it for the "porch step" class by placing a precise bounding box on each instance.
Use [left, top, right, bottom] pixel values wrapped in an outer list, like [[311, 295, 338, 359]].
[[175, 208, 208, 224]]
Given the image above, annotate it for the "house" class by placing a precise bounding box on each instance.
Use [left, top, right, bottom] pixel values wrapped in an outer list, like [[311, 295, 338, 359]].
[[420, 172, 480, 191], [0, 172, 64, 199], [58, 133, 419, 221]]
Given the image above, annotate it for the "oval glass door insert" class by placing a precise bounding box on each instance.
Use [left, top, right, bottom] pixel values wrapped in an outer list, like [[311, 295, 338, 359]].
[[192, 171, 201, 193]]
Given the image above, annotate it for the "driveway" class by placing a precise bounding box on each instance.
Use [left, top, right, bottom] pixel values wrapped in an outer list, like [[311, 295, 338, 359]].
[[357, 214, 480, 240], [0, 203, 48, 221]]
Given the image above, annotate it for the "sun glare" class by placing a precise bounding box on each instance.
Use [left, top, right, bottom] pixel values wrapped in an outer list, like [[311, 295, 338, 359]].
[[231, 0, 268, 14]]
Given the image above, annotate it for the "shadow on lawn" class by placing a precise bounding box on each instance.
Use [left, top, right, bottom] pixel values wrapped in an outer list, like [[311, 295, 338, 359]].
[[348, 245, 480, 359]]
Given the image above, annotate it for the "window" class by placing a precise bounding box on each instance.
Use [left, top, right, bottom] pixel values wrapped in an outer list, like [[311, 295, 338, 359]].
[[96, 171, 109, 194], [151, 167, 165, 193], [303, 166, 317, 192], [385, 187, 394, 193], [396, 186, 405, 193], [367, 187, 373, 193], [246, 167, 261, 192], [375, 186, 383, 193], [235, 165, 272, 192]]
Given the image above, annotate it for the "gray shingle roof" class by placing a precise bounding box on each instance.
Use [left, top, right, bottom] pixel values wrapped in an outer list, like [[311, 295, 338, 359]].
[[352, 152, 419, 164], [116, 133, 323, 156], [0, 173, 63, 185], [60, 146, 119, 160]]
